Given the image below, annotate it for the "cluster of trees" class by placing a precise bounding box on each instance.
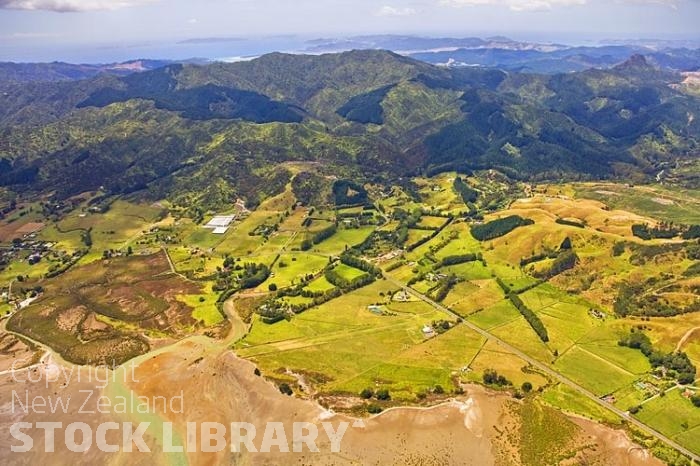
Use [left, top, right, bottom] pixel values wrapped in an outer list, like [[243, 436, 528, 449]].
[[555, 218, 585, 228], [427, 231, 459, 256], [632, 223, 682, 240], [0, 161, 39, 186], [101, 246, 133, 259], [291, 172, 328, 207], [692, 394, 700, 408], [212, 256, 246, 291], [483, 369, 511, 387], [618, 330, 696, 385], [337, 209, 376, 220], [431, 274, 460, 302], [508, 293, 549, 342], [520, 251, 558, 267], [471, 215, 534, 241], [81, 228, 93, 247], [495, 277, 511, 294], [630, 222, 700, 241], [533, 249, 579, 280], [0, 197, 17, 220], [263, 284, 345, 318], [278, 383, 293, 396], [239, 263, 271, 290], [359, 388, 391, 401], [628, 242, 686, 266], [453, 176, 479, 204], [258, 305, 287, 324], [613, 280, 699, 317], [45, 250, 86, 279], [683, 225, 700, 240], [332, 180, 368, 206], [393, 207, 423, 233], [612, 241, 627, 257], [439, 253, 482, 267], [340, 252, 382, 277], [431, 320, 453, 334], [683, 262, 700, 277]]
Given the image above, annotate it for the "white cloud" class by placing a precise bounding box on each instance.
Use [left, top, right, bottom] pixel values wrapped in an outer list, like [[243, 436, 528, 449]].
[[0, 0, 156, 12], [375, 5, 418, 16], [440, 0, 688, 10], [11, 31, 63, 38], [440, 0, 586, 11]]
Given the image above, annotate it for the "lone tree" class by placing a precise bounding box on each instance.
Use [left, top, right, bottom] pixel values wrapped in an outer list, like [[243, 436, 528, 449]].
[[691, 395, 700, 408], [376, 389, 391, 401], [278, 383, 293, 396], [521, 382, 533, 393], [560, 236, 573, 250], [360, 388, 374, 399]]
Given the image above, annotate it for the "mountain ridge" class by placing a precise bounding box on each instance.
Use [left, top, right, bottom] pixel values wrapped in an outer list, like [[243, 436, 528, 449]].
[[0, 49, 697, 212]]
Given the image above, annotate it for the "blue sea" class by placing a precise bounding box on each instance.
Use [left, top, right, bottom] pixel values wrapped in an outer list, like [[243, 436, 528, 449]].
[[0, 36, 312, 64]]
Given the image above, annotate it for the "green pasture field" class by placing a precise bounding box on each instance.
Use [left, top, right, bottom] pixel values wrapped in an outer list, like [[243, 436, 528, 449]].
[[38, 224, 84, 251], [489, 317, 554, 364], [612, 384, 653, 411], [449, 279, 505, 316], [467, 299, 522, 330], [433, 223, 481, 259], [554, 346, 639, 396], [235, 280, 469, 398], [414, 174, 464, 213], [267, 253, 330, 289], [440, 261, 492, 280], [406, 228, 432, 247], [177, 293, 224, 326], [303, 275, 337, 293], [634, 390, 700, 454], [541, 383, 621, 425], [332, 263, 368, 281], [0, 255, 54, 283], [463, 339, 549, 390], [417, 216, 450, 230], [310, 227, 375, 255]]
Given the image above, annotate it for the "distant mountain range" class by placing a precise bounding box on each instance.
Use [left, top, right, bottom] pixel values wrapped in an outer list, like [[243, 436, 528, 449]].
[[2, 35, 700, 84], [305, 35, 700, 74], [0, 58, 209, 83], [0, 50, 697, 212]]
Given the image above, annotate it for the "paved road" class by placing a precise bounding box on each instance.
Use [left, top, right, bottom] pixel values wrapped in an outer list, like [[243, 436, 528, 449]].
[[383, 275, 700, 463]]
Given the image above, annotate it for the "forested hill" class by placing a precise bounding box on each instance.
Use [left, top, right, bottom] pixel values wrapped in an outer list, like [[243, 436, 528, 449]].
[[0, 50, 698, 210]]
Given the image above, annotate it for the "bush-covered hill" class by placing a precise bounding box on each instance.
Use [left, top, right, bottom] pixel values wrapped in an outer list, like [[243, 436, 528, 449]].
[[0, 50, 698, 210]]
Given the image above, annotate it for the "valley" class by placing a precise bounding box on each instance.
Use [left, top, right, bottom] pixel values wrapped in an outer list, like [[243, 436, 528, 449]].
[[1, 170, 699, 465]]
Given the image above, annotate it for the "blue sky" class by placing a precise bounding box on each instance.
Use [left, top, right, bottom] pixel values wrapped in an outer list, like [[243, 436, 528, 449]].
[[0, 0, 699, 62]]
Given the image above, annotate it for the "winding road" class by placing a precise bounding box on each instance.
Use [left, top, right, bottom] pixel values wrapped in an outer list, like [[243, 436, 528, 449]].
[[383, 274, 700, 463]]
